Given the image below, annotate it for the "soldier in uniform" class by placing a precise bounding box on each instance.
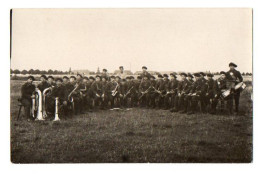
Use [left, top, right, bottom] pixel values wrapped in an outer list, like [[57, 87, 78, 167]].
[[100, 76, 110, 109], [171, 73, 189, 112], [187, 73, 194, 83], [119, 79, 127, 108], [72, 74, 85, 114], [199, 72, 208, 113], [81, 77, 89, 113], [210, 71, 228, 114], [149, 75, 157, 108], [187, 73, 201, 115], [20, 76, 36, 121], [167, 73, 179, 110], [107, 75, 121, 109], [139, 75, 151, 107], [45, 78, 68, 119], [226, 62, 243, 114], [122, 76, 135, 108], [117, 66, 127, 79], [101, 69, 109, 79], [87, 76, 96, 111], [155, 74, 169, 109], [140, 66, 151, 79], [37, 75, 49, 93], [62, 76, 69, 85], [91, 75, 103, 110], [205, 73, 216, 113]]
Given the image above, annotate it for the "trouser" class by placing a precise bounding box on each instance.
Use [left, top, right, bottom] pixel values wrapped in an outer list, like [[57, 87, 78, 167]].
[[139, 93, 150, 107], [108, 93, 121, 108], [234, 91, 240, 112], [94, 94, 108, 109], [21, 98, 33, 120], [178, 94, 189, 112], [199, 93, 207, 113], [121, 93, 135, 108], [211, 94, 225, 113]]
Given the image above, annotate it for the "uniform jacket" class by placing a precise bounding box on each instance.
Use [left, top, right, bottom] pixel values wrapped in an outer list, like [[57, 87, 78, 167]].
[[50, 85, 67, 102], [21, 82, 36, 100], [139, 80, 151, 92], [37, 81, 50, 93]]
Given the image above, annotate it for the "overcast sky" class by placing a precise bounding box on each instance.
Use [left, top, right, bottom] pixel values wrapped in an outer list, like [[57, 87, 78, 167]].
[[11, 8, 252, 73]]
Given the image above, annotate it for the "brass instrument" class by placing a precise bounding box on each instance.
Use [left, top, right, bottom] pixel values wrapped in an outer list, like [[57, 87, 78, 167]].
[[68, 83, 79, 101], [139, 86, 152, 100], [123, 86, 134, 99], [34, 88, 44, 121], [53, 97, 60, 121], [42, 87, 52, 118], [112, 82, 119, 96]]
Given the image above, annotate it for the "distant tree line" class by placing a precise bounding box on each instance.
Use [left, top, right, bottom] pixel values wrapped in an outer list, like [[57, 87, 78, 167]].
[[10, 69, 69, 75]]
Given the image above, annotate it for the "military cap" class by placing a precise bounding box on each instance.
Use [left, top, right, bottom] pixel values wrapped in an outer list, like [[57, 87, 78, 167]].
[[170, 73, 177, 78], [142, 66, 147, 70], [62, 76, 69, 80], [55, 78, 63, 82], [180, 73, 187, 77], [206, 73, 214, 77], [89, 76, 95, 80], [103, 69, 107, 72], [27, 75, 35, 81], [200, 72, 206, 77], [47, 75, 54, 80], [137, 76, 142, 80], [40, 74, 47, 80], [119, 66, 124, 69], [83, 76, 89, 80], [130, 76, 135, 79], [163, 74, 169, 78], [150, 75, 156, 79], [220, 71, 226, 75], [158, 74, 163, 78], [110, 75, 115, 79], [70, 76, 76, 80], [96, 75, 101, 79], [229, 62, 237, 67], [193, 73, 201, 77], [121, 79, 126, 82], [187, 73, 194, 78], [125, 76, 130, 79], [77, 74, 83, 78], [115, 76, 121, 79]]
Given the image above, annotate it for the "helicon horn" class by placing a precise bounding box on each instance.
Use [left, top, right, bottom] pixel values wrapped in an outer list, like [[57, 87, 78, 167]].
[[35, 88, 44, 120], [53, 97, 60, 121]]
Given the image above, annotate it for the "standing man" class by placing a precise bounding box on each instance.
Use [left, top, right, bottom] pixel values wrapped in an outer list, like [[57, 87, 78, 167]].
[[167, 73, 179, 110], [226, 62, 243, 114], [205, 73, 215, 113], [117, 66, 127, 79], [91, 75, 103, 110], [140, 66, 151, 79], [139, 75, 151, 108], [47, 76, 56, 87], [20, 76, 36, 121]]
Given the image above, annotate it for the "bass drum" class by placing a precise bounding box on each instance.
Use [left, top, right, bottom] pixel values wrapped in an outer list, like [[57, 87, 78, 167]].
[[234, 82, 246, 91]]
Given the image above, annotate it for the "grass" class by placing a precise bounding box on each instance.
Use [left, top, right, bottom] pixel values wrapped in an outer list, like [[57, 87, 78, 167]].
[[10, 80, 253, 163]]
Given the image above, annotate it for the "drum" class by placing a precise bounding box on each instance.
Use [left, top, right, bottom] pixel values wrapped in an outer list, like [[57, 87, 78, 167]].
[[234, 82, 246, 91], [221, 89, 231, 98]]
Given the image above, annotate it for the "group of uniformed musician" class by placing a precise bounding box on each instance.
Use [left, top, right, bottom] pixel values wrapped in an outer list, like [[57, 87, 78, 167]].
[[20, 63, 245, 121]]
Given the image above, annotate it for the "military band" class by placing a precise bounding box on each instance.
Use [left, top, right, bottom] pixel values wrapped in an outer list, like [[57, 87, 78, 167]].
[[20, 63, 246, 121]]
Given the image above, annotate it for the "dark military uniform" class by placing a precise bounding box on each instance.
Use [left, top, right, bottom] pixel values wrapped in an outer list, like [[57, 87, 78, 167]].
[[121, 80, 135, 108], [45, 84, 67, 118], [149, 79, 157, 108], [226, 69, 243, 113], [173, 78, 190, 112], [100, 80, 110, 109], [37, 81, 50, 93], [91, 80, 103, 109], [210, 78, 227, 114], [205, 77, 216, 112], [155, 79, 169, 109], [139, 79, 151, 107], [21, 82, 36, 120], [167, 78, 179, 109], [107, 80, 121, 108]]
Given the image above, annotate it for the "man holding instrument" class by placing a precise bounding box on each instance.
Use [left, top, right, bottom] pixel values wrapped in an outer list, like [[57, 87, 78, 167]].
[[139, 75, 151, 108]]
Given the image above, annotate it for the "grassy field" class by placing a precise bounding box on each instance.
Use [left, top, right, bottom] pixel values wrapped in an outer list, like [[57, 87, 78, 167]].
[[10, 80, 253, 163]]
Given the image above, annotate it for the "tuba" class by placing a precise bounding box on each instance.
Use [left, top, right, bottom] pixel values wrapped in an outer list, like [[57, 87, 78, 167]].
[[42, 87, 52, 118], [53, 97, 60, 121], [34, 88, 45, 120]]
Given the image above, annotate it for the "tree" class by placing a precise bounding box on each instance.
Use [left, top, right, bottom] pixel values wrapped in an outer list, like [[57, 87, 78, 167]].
[[13, 69, 20, 74], [28, 69, 34, 74], [41, 70, 47, 74], [10, 69, 13, 74], [21, 70, 28, 75], [48, 69, 54, 74], [34, 69, 41, 74]]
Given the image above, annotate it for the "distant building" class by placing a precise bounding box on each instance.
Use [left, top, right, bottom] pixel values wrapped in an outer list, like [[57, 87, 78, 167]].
[[72, 69, 91, 75]]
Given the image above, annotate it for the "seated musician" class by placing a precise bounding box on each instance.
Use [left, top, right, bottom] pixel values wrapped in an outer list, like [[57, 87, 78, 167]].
[[45, 78, 67, 119], [20, 76, 36, 121]]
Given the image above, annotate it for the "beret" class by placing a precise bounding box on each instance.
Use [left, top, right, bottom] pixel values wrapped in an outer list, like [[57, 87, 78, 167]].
[[158, 74, 163, 78], [180, 73, 187, 77], [55, 78, 63, 82], [115, 76, 121, 79], [62, 76, 69, 80], [220, 71, 226, 75], [163, 74, 169, 78], [193, 73, 201, 77], [119, 66, 124, 69], [96, 75, 101, 78], [47, 76, 54, 80], [229, 62, 237, 67], [77, 74, 83, 78], [27, 75, 35, 81], [142, 66, 147, 69], [89, 76, 95, 80], [40, 75, 47, 80], [200, 72, 206, 76], [103, 69, 107, 72], [150, 75, 156, 79], [137, 76, 142, 79], [70, 76, 76, 80], [170, 73, 177, 78], [83, 76, 89, 80], [187, 73, 194, 78]]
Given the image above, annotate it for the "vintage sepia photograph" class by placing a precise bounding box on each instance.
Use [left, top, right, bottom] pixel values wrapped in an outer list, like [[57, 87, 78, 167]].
[[10, 8, 252, 163]]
